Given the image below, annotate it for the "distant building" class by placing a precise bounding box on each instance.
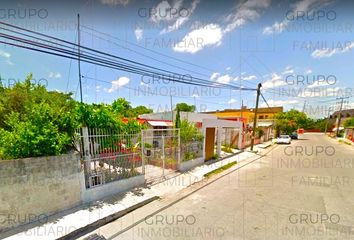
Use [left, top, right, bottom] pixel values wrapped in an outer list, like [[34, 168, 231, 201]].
[[139, 111, 217, 129], [206, 106, 283, 143], [205, 106, 283, 124]]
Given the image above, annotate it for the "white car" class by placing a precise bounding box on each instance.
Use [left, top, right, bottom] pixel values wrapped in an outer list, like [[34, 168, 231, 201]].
[[275, 135, 291, 144]]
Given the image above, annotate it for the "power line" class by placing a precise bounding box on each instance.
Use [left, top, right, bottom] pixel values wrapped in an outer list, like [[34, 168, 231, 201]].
[[0, 21, 255, 91], [0, 32, 239, 90], [80, 24, 216, 74], [80, 28, 212, 79]]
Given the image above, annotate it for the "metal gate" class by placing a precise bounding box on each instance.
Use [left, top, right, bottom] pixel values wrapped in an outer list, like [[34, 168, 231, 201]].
[[141, 129, 180, 184]]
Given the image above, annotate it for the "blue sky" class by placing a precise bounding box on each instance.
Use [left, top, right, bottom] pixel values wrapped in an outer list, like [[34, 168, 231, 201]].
[[1, 0, 354, 118]]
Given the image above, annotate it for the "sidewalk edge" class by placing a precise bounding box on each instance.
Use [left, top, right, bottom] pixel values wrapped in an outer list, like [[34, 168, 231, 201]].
[[58, 196, 159, 240]]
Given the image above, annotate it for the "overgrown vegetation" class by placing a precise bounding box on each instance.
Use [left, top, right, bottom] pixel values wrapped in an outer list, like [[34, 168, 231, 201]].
[[0, 74, 149, 160]]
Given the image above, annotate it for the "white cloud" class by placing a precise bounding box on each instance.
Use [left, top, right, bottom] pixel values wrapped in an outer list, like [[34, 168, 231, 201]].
[[49, 72, 61, 78], [210, 72, 220, 81], [224, 0, 271, 33], [150, 0, 176, 23], [262, 73, 287, 89], [263, 0, 333, 35], [173, 24, 223, 53], [226, 67, 231, 71], [0, 49, 13, 65], [174, 0, 270, 53], [191, 93, 200, 98], [216, 74, 232, 84], [311, 41, 354, 58], [134, 27, 143, 41], [107, 76, 130, 93], [260, 99, 298, 107], [242, 75, 257, 81], [100, 0, 129, 6], [228, 98, 237, 104], [160, 0, 200, 34], [0, 49, 11, 58], [210, 72, 233, 84], [307, 80, 332, 88], [263, 20, 289, 35]]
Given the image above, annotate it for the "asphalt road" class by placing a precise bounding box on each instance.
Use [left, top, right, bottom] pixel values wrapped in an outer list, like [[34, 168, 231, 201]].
[[82, 133, 354, 240]]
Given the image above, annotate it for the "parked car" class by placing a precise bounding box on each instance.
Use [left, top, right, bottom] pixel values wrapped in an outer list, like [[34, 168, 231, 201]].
[[290, 132, 298, 139], [275, 135, 291, 144]]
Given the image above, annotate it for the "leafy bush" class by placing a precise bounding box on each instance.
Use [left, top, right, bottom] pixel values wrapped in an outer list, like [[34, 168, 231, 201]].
[[0, 75, 78, 159], [0, 103, 74, 159], [180, 119, 203, 144], [183, 151, 197, 162]]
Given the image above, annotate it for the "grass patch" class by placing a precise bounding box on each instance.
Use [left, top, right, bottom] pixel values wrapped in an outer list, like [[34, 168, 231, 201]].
[[204, 161, 237, 178], [339, 139, 352, 145], [221, 146, 233, 153]]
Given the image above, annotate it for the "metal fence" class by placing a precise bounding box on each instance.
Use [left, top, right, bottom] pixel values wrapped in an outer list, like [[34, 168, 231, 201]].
[[76, 127, 205, 187], [141, 129, 180, 184], [76, 127, 143, 188]]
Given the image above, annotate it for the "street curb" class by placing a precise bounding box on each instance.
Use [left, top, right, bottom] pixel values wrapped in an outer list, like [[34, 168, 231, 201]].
[[58, 196, 160, 240]]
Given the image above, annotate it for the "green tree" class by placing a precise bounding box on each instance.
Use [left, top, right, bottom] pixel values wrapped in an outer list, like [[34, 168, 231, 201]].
[[275, 109, 312, 134], [175, 103, 195, 112], [180, 119, 203, 144], [344, 118, 354, 128], [130, 105, 153, 117], [175, 108, 181, 128], [112, 98, 132, 115], [0, 74, 79, 159], [111, 98, 152, 117]]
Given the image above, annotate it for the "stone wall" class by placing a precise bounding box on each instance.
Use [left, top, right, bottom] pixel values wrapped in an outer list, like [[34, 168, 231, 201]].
[[0, 154, 82, 232]]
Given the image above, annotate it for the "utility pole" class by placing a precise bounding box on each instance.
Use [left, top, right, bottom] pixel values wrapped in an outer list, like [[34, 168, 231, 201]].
[[324, 106, 333, 135], [336, 97, 348, 137], [77, 14, 83, 103], [250, 83, 262, 151]]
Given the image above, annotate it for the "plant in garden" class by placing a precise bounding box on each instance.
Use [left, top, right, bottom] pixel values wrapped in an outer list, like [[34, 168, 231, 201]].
[[183, 151, 197, 161], [175, 108, 181, 128], [180, 119, 203, 144], [221, 145, 233, 153]]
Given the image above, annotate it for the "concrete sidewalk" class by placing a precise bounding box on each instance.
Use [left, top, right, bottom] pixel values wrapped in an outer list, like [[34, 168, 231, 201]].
[[3, 143, 273, 240]]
